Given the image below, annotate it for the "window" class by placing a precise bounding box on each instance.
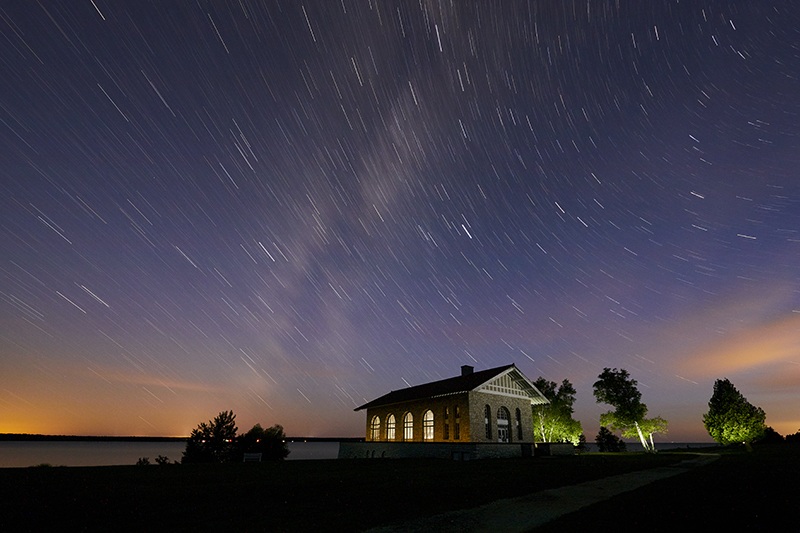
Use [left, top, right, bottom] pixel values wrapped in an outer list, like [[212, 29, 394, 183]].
[[516, 408, 523, 440], [484, 404, 492, 440], [454, 406, 461, 440], [370, 416, 381, 441], [443, 407, 450, 440], [386, 414, 396, 441], [403, 412, 413, 441], [423, 410, 434, 441], [497, 406, 510, 443]]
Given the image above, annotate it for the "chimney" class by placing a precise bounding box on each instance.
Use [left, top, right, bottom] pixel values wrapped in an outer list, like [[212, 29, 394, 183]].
[[461, 365, 474, 376]]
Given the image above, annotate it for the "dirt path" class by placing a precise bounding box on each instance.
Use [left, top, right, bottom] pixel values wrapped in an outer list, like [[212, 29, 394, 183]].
[[367, 454, 719, 532]]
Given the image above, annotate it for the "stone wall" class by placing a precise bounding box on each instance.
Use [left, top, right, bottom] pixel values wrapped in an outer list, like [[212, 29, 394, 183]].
[[533, 442, 575, 456], [468, 391, 536, 443], [361, 392, 537, 444], [363, 393, 471, 443], [338, 441, 534, 460]]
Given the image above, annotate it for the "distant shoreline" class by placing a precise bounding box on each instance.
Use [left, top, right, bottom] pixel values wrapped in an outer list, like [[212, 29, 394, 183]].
[[0, 433, 362, 443]]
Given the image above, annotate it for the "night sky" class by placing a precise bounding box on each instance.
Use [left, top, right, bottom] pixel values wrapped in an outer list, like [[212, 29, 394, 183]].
[[2, 1, 798, 441]]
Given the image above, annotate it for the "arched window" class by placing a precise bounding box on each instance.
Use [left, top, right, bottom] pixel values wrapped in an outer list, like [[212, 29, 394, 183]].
[[484, 404, 492, 440], [386, 414, 396, 441], [403, 412, 413, 441], [370, 415, 381, 441], [515, 408, 523, 440], [497, 407, 510, 443], [423, 410, 434, 441]]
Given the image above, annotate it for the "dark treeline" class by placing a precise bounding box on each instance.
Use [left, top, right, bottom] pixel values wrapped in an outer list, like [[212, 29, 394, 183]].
[[0, 434, 185, 442], [0, 433, 363, 443]]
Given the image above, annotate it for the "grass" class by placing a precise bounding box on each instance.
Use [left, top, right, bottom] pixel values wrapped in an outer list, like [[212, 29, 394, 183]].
[[2, 445, 797, 531], [535, 444, 800, 531], [1, 452, 679, 531]]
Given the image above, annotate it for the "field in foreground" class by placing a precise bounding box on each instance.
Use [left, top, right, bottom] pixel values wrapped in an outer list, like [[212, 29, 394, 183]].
[[537, 444, 800, 531], [0, 445, 796, 531]]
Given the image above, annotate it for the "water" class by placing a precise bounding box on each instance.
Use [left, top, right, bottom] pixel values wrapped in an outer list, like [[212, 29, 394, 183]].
[[582, 442, 718, 453], [0, 440, 716, 467], [0, 440, 341, 467]]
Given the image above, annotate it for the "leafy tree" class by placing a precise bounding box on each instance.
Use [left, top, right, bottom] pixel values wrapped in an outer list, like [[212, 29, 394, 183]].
[[593, 368, 668, 452], [532, 377, 583, 445], [595, 426, 627, 452], [758, 426, 784, 444], [786, 430, 800, 445], [703, 379, 766, 450], [238, 423, 290, 460], [182, 410, 239, 464]]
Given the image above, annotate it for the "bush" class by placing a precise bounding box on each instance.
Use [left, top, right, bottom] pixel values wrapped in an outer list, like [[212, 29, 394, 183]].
[[182, 411, 289, 463], [136, 457, 150, 466], [596, 426, 627, 452], [239, 424, 290, 461]]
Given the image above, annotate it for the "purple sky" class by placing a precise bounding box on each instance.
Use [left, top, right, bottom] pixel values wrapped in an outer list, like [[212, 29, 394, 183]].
[[1, 1, 798, 441]]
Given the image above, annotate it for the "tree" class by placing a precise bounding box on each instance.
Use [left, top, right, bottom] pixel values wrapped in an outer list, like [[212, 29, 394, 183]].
[[239, 423, 290, 460], [758, 426, 784, 445], [182, 410, 239, 464], [532, 377, 583, 445], [595, 426, 627, 452], [703, 379, 766, 450], [593, 368, 668, 452]]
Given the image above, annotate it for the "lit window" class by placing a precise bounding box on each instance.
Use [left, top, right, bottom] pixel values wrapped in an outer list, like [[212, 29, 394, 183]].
[[370, 415, 381, 441], [386, 414, 396, 441], [484, 404, 492, 440], [423, 410, 434, 441], [497, 407, 510, 443], [403, 412, 413, 441]]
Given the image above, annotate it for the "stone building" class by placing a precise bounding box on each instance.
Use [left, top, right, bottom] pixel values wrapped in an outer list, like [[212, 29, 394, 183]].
[[339, 364, 550, 459]]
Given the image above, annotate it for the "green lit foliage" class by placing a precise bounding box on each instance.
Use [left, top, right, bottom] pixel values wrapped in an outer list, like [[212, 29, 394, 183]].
[[239, 423, 290, 460], [532, 377, 583, 445], [593, 368, 668, 452], [182, 410, 239, 464], [595, 426, 627, 452], [703, 379, 766, 449]]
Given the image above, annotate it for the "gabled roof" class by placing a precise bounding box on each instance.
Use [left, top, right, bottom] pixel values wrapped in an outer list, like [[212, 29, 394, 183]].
[[355, 364, 549, 411]]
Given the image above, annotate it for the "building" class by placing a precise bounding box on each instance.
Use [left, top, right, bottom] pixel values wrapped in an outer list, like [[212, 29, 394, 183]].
[[339, 364, 550, 459]]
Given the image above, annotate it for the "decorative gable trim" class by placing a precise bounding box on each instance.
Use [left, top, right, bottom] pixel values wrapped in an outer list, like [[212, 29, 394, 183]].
[[478, 373, 531, 399], [474, 366, 549, 405]]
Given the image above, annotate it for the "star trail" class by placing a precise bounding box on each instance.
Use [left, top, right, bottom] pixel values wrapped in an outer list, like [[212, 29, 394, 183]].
[[1, 1, 798, 440]]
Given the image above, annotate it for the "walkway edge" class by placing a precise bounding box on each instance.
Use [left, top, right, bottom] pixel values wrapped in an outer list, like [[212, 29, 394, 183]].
[[367, 454, 719, 532]]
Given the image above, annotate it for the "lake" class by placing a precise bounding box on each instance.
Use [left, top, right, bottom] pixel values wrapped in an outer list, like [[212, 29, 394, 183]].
[[0, 440, 716, 467], [0, 440, 341, 467]]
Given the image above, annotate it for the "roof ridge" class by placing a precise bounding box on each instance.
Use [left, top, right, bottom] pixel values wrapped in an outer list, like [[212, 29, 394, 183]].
[[354, 363, 519, 411]]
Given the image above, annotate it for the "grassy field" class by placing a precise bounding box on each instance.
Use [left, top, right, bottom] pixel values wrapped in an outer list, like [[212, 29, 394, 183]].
[[0, 445, 796, 531], [536, 444, 800, 532]]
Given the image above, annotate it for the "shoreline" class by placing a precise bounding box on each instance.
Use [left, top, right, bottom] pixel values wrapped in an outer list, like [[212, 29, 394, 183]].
[[0, 433, 362, 443]]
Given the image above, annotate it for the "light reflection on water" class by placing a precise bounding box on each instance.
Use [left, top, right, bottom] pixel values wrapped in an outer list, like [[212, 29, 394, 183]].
[[0, 440, 341, 467]]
